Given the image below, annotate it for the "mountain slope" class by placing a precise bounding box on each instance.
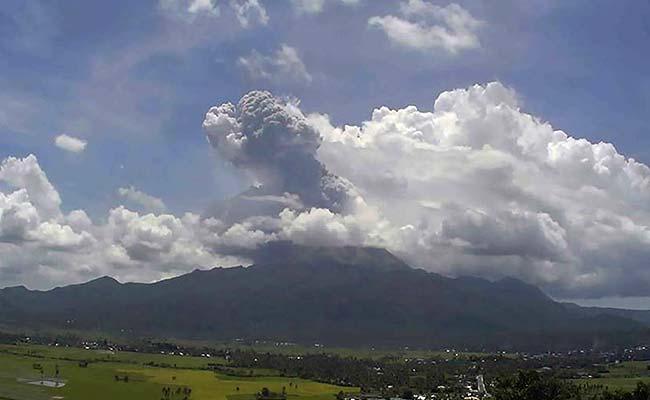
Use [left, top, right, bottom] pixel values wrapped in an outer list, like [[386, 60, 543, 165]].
[[0, 245, 646, 351], [564, 302, 650, 327]]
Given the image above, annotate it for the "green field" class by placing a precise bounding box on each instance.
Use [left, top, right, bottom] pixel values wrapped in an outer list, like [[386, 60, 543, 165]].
[[574, 361, 650, 392], [0, 344, 357, 400], [0, 324, 505, 361]]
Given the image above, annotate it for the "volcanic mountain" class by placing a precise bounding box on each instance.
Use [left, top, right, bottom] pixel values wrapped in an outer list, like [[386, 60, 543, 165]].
[[0, 243, 647, 351]]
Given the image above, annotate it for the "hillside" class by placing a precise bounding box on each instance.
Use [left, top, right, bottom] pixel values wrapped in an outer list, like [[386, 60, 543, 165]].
[[0, 244, 647, 351], [563, 302, 650, 327]]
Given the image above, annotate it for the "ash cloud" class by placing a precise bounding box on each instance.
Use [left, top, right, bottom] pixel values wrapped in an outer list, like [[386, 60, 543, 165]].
[[203, 90, 354, 220]]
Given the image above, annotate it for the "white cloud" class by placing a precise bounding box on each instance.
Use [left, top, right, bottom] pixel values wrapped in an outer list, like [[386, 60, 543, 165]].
[[118, 186, 167, 213], [218, 221, 275, 249], [368, 0, 482, 55], [197, 85, 650, 298], [238, 44, 312, 84], [0, 155, 246, 289], [6, 82, 650, 300], [291, 0, 359, 15], [188, 0, 218, 15], [159, 0, 220, 19], [310, 81, 650, 298], [0, 190, 40, 243], [278, 206, 369, 247], [54, 134, 87, 153], [160, 0, 268, 28], [29, 221, 95, 251], [0, 155, 62, 219], [0, 156, 94, 256], [230, 0, 269, 28]]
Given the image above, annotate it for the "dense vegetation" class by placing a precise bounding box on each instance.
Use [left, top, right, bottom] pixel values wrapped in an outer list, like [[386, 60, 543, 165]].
[[493, 371, 650, 400]]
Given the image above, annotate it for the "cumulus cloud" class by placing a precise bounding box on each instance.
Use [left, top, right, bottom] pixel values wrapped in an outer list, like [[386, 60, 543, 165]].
[[0, 155, 245, 289], [0, 155, 62, 219], [54, 134, 87, 153], [29, 221, 95, 251], [238, 44, 312, 84], [5, 82, 650, 301], [278, 206, 367, 247], [309, 82, 650, 298], [368, 0, 482, 55], [0, 190, 40, 243], [0, 156, 94, 257], [118, 186, 167, 213]]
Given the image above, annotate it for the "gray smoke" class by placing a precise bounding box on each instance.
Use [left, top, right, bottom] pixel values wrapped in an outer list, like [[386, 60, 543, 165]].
[[203, 91, 353, 220]]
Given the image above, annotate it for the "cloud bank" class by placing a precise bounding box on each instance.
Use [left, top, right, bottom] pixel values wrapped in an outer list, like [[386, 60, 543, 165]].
[[3, 82, 650, 300], [0, 155, 244, 289], [312, 82, 650, 298]]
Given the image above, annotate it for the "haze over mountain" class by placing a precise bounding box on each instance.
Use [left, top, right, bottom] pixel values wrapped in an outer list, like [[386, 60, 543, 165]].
[[1, 244, 647, 351]]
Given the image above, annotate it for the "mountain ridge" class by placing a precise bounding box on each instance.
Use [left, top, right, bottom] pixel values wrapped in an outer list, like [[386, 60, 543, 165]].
[[0, 245, 648, 351]]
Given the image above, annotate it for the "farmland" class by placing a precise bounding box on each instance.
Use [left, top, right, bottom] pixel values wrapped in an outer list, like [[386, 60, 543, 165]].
[[574, 360, 650, 392], [0, 344, 357, 400]]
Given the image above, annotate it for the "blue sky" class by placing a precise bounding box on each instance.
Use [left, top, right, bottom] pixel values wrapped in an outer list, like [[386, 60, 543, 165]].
[[3, 0, 649, 216], [2, 0, 650, 304]]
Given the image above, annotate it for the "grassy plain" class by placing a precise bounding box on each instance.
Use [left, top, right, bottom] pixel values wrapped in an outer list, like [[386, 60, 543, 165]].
[[0, 344, 357, 400]]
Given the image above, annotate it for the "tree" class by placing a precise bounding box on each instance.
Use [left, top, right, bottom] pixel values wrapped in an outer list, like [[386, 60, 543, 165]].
[[492, 371, 578, 400], [633, 381, 650, 400]]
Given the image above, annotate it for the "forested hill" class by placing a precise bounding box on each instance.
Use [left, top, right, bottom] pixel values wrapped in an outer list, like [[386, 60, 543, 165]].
[[0, 244, 647, 351]]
